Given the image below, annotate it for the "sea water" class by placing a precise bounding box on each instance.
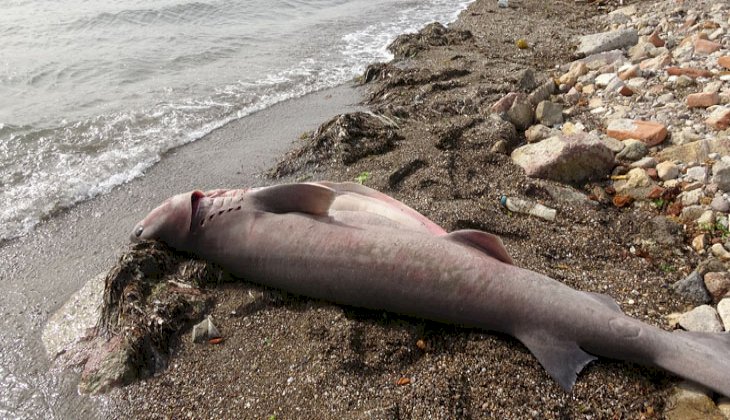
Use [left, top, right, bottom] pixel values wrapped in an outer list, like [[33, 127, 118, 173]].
[[0, 0, 472, 243]]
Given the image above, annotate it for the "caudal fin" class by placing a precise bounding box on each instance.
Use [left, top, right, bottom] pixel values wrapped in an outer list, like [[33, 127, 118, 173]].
[[655, 330, 730, 397]]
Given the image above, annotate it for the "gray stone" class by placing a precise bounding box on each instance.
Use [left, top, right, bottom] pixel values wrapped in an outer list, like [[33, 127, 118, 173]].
[[672, 271, 712, 305], [524, 124, 556, 143], [595, 73, 616, 88], [527, 80, 556, 107], [616, 139, 648, 161], [681, 205, 706, 222], [656, 161, 680, 180], [680, 189, 704, 206], [577, 29, 639, 56], [535, 101, 563, 126], [712, 159, 730, 192], [601, 136, 624, 153], [506, 95, 534, 130], [711, 195, 730, 212], [718, 298, 730, 331], [561, 50, 626, 72], [686, 166, 709, 183], [510, 133, 614, 183], [657, 138, 730, 163], [678, 305, 723, 332], [630, 156, 657, 169], [517, 68, 538, 92]]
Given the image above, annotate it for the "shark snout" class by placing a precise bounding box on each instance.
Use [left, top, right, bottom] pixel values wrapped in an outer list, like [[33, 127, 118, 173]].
[[130, 224, 144, 242]]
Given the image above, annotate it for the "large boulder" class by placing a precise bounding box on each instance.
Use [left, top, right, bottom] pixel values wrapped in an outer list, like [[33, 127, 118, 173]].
[[511, 133, 615, 183]]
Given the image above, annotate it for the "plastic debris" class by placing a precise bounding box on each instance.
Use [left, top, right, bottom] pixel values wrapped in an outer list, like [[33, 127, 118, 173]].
[[192, 315, 222, 343], [500, 196, 557, 221]]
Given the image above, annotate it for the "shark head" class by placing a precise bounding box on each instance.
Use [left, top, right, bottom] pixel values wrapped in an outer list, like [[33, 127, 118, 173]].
[[131, 190, 206, 248]]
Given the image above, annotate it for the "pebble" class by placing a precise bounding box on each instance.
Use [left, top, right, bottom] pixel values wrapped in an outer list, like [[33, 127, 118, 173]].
[[703, 272, 730, 303], [616, 139, 648, 161], [678, 305, 723, 333], [606, 119, 668, 146], [711, 196, 730, 213], [656, 161, 679, 180], [711, 243, 730, 261], [712, 160, 730, 192]]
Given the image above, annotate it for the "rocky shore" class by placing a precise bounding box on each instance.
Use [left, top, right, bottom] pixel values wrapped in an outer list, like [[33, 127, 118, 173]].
[[51, 0, 730, 418]]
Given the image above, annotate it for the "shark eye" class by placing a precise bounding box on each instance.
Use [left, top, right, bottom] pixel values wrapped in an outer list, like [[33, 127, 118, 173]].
[[134, 225, 144, 237]]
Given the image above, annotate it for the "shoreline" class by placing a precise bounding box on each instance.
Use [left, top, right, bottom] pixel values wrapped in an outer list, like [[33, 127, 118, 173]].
[[0, 84, 363, 419]]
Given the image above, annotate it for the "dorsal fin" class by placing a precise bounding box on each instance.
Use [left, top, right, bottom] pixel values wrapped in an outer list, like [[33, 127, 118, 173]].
[[249, 183, 336, 216], [445, 230, 514, 265], [515, 329, 597, 392]]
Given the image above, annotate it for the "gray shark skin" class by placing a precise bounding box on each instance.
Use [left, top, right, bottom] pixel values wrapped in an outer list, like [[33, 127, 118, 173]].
[[132, 182, 730, 397]]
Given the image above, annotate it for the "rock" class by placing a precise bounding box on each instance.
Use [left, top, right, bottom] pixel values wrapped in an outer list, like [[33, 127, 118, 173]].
[[613, 168, 656, 199], [706, 107, 730, 131], [535, 101, 563, 126], [682, 205, 706, 222], [510, 133, 614, 184], [606, 119, 667, 146], [601, 135, 624, 153], [685, 166, 708, 183], [595, 73, 616, 88], [692, 234, 709, 252], [672, 271, 712, 305], [697, 211, 715, 227], [694, 38, 722, 55], [490, 139, 508, 155], [648, 30, 665, 48], [711, 243, 730, 261], [640, 53, 672, 71], [576, 29, 639, 56], [491, 92, 520, 114], [666, 67, 714, 79], [527, 80, 557, 107], [680, 189, 704, 206], [657, 139, 730, 163], [630, 156, 657, 169], [678, 305, 723, 332], [687, 92, 720, 108], [559, 62, 588, 86], [710, 195, 730, 212], [517, 68, 538, 92], [718, 298, 730, 331], [643, 215, 682, 246], [506, 95, 534, 130], [618, 64, 640, 80], [704, 272, 730, 303], [712, 160, 730, 192], [664, 381, 724, 420], [525, 124, 555, 143], [719, 56, 730, 70], [616, 139, 648, 161], [657, 161, 680, 180]]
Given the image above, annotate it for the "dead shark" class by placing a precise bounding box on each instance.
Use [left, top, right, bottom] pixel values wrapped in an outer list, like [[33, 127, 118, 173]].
[[132, 182, 730, 397]]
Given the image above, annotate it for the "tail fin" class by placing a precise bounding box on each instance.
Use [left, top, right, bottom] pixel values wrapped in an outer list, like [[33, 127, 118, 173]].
[[655, 330, 730, 397]]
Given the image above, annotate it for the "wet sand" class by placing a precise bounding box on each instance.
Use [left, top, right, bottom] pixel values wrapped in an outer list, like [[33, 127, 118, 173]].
[[0, 85, 362, 419]]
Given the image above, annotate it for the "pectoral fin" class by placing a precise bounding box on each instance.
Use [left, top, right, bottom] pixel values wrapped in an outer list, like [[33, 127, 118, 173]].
[[515, 329, 596, 391], [586, 291, 623, 313], [446, 230, 514, 265], [249, 183, 336, 216]]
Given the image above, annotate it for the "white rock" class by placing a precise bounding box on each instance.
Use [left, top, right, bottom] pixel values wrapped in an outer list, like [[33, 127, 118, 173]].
[[678, 305, 723, 332], [680, 189, 704, 206], [685, 166, 708, 183], [657, 161, 679, 180], [711, 243, 730, 261]]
